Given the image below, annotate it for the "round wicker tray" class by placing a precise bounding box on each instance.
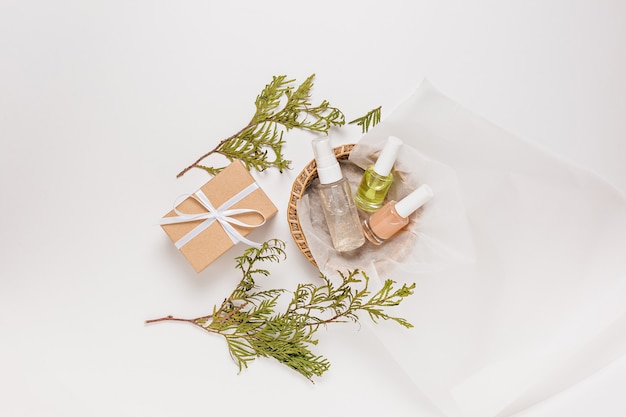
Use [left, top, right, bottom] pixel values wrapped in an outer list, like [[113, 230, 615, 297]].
[[287, 143, 355, 267]]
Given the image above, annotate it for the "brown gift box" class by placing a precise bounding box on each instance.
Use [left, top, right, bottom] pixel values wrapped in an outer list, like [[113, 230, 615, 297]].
[[160, 160, 278, 272]]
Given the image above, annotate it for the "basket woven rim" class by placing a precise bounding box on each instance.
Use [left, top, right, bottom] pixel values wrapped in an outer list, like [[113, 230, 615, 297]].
[[287, 143, 355, 267]]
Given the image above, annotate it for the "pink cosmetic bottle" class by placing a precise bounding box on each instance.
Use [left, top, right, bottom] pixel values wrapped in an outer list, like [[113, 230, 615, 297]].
[[362, 184, 433, 245]]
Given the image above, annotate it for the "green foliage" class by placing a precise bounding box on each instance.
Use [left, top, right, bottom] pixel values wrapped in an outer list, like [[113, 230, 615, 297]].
[[146, 240, 415, 382], [177, 74, 346, 178], [349, 105, 382, 133]]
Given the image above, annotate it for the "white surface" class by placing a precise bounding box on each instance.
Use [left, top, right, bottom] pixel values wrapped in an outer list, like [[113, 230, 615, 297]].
[[352, 82, 626, 417], [1, 1, 625, 416]]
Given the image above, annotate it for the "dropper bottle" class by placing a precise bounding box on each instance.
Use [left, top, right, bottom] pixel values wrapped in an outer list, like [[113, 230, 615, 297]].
[[354, 136, 403, 212], [362, 184, 433, 245], [312, 137, 365, 252]]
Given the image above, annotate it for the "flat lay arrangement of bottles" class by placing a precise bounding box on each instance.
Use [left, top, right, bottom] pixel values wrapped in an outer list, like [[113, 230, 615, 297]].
[[311, 136, 433, 252]]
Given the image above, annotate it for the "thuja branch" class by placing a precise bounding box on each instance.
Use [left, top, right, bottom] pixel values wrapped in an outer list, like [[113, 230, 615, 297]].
[[177, 74, 346, 178], [349, 105, 381, 133], [176, 124, 258, 178], [146, 239, 415, 382]]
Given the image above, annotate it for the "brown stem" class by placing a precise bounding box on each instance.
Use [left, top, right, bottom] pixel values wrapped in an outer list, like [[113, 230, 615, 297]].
[[304, 313, 346, 327], [175, 121, 258, 178], [220, 301, 248, 323], [145, 315, 203, 325]]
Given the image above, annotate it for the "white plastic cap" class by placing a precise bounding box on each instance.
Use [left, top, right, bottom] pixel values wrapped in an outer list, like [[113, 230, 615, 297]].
[[373, 136, 403, 176], [395, 184, 434, 218], [312, 137, 342, 184]]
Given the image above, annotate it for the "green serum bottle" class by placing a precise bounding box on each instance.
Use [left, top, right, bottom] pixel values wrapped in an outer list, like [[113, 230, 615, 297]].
[[354, 136, 403, 212]]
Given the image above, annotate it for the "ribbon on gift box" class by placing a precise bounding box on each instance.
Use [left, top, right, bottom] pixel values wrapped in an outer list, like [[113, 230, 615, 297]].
[[159, 182, 266, 249]]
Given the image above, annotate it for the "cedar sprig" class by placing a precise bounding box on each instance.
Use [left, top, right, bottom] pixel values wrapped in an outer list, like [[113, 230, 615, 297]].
[[349, 105, 382, 133], [288, 270, 415, 329], [177, 74, 346, 178], [146, 239, 415, 382]]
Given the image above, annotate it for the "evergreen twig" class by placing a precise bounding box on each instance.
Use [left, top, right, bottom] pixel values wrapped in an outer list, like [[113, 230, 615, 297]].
[[177, 74, 346, 178], [349, 105, 382, 133], [146, 239, 415, 382]]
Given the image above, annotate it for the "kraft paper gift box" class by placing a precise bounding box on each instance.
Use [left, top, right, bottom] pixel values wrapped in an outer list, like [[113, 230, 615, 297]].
[[160, 159, 278, 272]]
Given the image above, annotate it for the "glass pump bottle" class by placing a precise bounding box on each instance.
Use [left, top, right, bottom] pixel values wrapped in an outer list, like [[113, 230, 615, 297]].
[[312, 137, 365, 252], [354, 136, 403, 212], [362, 184, 433, 245]]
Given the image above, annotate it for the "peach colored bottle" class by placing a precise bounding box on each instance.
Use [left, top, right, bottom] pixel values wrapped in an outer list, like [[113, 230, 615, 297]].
[[363, 185, 433, 245]]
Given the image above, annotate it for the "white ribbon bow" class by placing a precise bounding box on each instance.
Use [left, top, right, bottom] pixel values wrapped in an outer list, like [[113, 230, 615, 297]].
[[160, 182, 266, 249]]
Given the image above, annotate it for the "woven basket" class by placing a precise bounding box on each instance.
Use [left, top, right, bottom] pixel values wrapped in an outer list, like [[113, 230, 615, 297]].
[[287, 143, 355, 267]]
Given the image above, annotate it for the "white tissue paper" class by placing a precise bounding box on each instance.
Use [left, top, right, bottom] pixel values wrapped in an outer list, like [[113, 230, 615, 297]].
[[331, 80, 626, 417], [296, 143, 475, 282]]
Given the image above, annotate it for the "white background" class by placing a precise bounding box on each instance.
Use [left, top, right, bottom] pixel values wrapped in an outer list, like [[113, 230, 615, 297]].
[[1, 1, 625, 416]]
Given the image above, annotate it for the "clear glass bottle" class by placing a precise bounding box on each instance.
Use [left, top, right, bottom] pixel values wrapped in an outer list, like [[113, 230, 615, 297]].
[[312, 137, 365, 252], [354, 136, 403, 212], [363, 184, 433, 245]]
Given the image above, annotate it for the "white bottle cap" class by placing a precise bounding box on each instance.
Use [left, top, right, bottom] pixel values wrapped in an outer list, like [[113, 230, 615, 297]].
[[395, 184, 434, 218], [373, 136, 403, 176], [312, 137, 342, 184]]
